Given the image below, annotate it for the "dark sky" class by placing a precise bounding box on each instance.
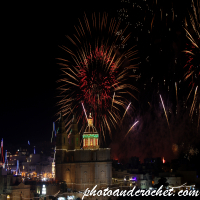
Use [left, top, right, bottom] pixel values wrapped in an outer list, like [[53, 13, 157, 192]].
[[2, 1, 199, 163], [1, 1, 117, 147]]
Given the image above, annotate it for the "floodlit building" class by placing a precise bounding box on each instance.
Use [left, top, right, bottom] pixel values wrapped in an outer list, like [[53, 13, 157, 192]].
[[55, 113, 112, 192]]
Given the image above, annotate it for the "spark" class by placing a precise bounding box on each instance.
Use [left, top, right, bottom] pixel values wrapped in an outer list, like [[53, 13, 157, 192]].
[[175, 82, 178, 109], [124, 121, 139, 139], [159, 94, 170, 130], [81, 101, 88, 123], [186, 86, 194, 103], [189, 86, 198, 118], [121, 102, 131, 122], [111, 92, 115, 111]]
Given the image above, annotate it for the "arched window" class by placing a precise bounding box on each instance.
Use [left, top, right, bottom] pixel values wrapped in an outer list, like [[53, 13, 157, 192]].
[[95, 139, 98, 146], [85, 139, 88, 146]]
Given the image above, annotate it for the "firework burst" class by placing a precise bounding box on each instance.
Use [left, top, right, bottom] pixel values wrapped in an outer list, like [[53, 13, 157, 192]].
[[183, 0, 200, 121], [57, 12, 138, 142], [184, 29, 200, 89]]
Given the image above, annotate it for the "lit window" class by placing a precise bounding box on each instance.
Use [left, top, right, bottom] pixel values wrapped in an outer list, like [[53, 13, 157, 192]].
[[90, 139, 93, 146], [42, 185, 46, 194], [85, 139, 88, 146]]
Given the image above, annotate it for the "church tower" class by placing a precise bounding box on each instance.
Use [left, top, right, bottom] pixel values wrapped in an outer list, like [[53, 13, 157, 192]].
[[55, 113, 68, 164], [55, 113, 112, 190], [82, 113, 99, 149]]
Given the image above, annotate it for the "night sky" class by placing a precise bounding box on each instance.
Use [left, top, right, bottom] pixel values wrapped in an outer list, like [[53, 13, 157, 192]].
[[1, 1, 116, 146], [1, 1, 200, 162]]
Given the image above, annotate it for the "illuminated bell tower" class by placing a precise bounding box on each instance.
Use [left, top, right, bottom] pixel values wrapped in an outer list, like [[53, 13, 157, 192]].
[[56, 112, 68, 164], [83, 113, 99, 150]]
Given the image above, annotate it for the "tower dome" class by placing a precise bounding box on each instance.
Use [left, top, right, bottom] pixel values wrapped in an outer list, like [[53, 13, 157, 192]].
[[83, 113, 99, 149]]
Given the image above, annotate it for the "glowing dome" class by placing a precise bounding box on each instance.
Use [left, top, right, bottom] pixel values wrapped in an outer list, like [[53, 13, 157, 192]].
[[83, 113, 99, 149]]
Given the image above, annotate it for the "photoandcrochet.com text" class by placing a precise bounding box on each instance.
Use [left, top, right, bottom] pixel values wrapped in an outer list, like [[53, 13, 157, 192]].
[[82, 184, 199, 199]]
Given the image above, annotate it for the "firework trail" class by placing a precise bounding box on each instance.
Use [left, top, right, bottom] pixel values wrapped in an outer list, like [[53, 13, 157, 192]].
[[175, 82, 178, 109], [159, 94, 170, 130], [57, 12, 138, 141], [111, 92, 115, 111], [189, 86, 198, 118], [186, 86, 194, 103], [124, 120, 139, 139], [81, 101, 88, 123], [121, 102, 131, 123]]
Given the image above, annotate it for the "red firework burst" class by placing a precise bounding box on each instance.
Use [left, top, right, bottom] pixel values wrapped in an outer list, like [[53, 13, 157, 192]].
[[57, 13, 138, 141], [183, 1, 200, 124], [184, 38, 200, 88], [77, 46, 118, 112]]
